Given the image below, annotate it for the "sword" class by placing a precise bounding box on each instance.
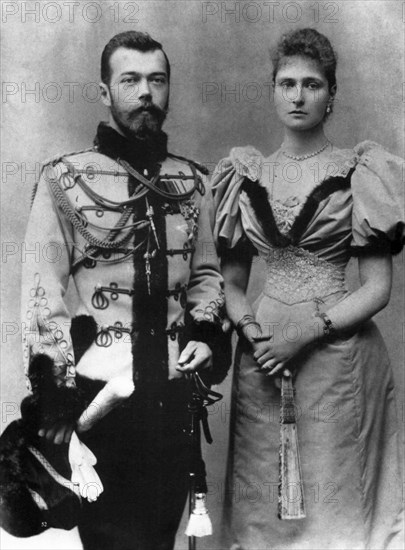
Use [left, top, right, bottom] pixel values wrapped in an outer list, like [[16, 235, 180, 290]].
[[185, 374, 222, 549]]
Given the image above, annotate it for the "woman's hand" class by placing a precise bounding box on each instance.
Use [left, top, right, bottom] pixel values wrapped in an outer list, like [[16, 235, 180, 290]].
[[176, 341, 213, 374], [252, 336, 303, 376], [252, 314, 317, 376]]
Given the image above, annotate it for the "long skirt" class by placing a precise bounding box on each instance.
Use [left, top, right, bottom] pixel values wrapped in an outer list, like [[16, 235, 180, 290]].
[[222, 293, 403, 550]]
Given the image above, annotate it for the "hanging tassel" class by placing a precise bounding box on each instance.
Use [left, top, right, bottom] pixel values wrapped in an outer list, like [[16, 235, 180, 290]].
[[185, 374, 221, 546], [278, 373, 306, 520], [185, 492, 212, 537]]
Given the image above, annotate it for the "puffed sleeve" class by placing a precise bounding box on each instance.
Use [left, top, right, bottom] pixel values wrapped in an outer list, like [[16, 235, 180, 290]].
[[21, 162, 77, 390], [211, 146, 263, 251], [351, 141, 405, 255], [211, 157, 244, 250]]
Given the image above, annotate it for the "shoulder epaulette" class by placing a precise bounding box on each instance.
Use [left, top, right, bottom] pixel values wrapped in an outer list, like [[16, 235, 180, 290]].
[[168, 153, 209, 176], [42, 146, 95, 167], [31, 147, 95, 207]]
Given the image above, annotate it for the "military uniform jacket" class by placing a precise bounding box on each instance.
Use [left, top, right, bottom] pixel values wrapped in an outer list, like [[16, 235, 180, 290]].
[[21, 125, 225, 396]]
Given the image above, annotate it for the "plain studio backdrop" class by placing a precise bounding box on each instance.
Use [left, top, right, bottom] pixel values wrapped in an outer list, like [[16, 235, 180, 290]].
[[1, 1, 403, 549]]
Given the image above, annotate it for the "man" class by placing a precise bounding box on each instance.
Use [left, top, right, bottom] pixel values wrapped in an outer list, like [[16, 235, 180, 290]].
[[21, 31, 227, 550]]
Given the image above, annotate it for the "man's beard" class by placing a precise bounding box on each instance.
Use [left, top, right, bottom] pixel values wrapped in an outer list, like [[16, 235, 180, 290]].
[[110, 100, 168, 143]]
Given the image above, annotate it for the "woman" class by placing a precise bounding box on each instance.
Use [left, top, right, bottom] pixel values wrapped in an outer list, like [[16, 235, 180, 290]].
[[211, 28, 404, 550]]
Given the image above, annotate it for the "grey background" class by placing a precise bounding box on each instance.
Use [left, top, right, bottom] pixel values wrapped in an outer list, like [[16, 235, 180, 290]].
[[1, 1, 403, 548]]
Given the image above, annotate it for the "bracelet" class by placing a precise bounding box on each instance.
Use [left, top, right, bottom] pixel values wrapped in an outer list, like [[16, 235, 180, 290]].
[[236, 314, 262, 339], [236, 314, 257, 331], [315, 312, 335, 337]]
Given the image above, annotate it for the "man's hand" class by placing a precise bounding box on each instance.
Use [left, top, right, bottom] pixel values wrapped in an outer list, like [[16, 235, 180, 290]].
[[176, 341, 213, 374], [221, 316, 232, 333], [38, 422, 74, 445]]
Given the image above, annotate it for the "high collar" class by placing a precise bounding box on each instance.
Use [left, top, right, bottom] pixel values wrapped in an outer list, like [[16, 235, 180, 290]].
[[94, 122, 168, 172]]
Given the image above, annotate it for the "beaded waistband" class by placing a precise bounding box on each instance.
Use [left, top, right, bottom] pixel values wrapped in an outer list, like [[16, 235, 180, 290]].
[[263, 246, 346, 305]]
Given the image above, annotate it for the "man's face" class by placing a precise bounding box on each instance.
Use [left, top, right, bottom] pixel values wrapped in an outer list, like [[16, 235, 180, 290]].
[[101, 47, 169, 139]]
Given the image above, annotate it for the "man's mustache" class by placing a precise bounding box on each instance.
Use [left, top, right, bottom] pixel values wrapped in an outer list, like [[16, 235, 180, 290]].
[[129, 102, 167, 119]]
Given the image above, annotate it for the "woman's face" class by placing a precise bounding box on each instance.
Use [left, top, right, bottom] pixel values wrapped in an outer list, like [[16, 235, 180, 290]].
[[273, 55, 333, 132]]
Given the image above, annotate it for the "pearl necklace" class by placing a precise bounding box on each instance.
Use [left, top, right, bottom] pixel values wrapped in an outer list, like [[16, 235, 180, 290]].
[[282, 140, 330, 161]]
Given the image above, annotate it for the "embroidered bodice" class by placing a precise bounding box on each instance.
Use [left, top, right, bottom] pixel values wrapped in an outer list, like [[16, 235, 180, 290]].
[[262, 197, 346, 304], [263, 245, 346, 305], [212, 141, 405, 306], [272, 198, 300, 234]]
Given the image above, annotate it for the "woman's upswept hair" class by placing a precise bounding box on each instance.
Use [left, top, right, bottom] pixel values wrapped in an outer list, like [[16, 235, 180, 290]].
[[271, 28, 337, 92]]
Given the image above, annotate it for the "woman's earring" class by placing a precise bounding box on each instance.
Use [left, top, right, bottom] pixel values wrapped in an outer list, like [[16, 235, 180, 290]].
[[326, 104, 331, 114]]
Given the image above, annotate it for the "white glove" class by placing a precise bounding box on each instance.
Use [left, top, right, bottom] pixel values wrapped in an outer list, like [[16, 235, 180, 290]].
[[68, 431, 104, 502], [77, 376, 135, 433]]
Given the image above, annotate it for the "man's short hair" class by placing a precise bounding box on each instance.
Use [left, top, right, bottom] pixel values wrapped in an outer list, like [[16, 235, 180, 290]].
[[101, 31, 171, 85]]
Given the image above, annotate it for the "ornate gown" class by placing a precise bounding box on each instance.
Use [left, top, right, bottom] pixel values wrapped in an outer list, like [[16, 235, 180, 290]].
[[211, 142, 404, 550]]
